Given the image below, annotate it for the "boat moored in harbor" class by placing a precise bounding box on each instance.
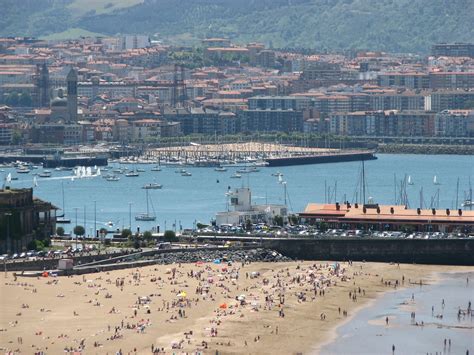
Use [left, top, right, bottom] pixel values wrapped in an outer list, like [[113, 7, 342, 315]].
[[142, 183, 162, 189]]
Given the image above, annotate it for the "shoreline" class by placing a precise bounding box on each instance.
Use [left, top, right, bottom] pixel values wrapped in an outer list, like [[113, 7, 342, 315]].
[[314, 268, 473, 355], [311, 269, 440, 354]]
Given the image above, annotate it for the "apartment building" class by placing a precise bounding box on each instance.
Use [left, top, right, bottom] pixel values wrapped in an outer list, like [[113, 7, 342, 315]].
[[434, 110, 474, 137], [240, 109, 303, 133]]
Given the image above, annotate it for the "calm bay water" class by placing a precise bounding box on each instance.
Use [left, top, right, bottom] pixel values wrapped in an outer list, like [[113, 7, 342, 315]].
[[4, 154, 474, 235]]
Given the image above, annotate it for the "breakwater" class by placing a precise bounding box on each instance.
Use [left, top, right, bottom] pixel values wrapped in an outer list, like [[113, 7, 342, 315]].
[[0, 155, 107, 167], [16, 247, 290, 276], [378, 144, 474, 155], [265, 151, 376, 166]]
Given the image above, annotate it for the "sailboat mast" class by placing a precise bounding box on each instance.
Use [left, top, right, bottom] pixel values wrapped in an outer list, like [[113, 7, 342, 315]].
[[62, 182, 65, 216], [470, 177, 473, 211], [456, 177, 459, 208], [362, 160, 366, 205], [394, 173, 397, 204], [146, 189, 149, 215]]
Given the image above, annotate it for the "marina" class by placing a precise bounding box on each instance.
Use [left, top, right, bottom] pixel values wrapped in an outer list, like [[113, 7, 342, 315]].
[[1, 154, 472, 236]]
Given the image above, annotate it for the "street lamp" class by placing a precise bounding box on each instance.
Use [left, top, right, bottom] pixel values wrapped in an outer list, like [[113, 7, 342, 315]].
[[128, 202, 132, 230], [94, 200, 97, 241], [4, 212, 12, 278], [74, 207, 78, 248]]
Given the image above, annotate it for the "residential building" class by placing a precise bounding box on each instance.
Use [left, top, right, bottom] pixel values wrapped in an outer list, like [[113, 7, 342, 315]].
[[121, 35, 150, 50], [240, 109, 304, 133], [377, 72, 430, 89], [434, 110, 474, 137], [248, 96, 311, 111], [131, 119, 161, 141], [426, 90, 474, 112], [431, 43, 474, 58]]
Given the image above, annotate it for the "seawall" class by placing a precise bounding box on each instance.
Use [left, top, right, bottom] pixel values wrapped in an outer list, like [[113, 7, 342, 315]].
[[265, 151, 376, 167], [263, 238, 474, 265]]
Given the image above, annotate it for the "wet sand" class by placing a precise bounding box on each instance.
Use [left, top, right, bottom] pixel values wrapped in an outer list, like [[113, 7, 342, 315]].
[[0, 261, 472, 354], [320, 271, 474, 355]]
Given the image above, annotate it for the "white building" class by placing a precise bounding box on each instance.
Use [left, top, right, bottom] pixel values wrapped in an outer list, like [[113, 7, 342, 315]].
[[122, 35, 150, 50], [215, 187, 287, 226]]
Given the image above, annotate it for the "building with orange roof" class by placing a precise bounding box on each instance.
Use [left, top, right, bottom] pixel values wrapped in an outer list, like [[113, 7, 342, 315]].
[[299, 202, 474, 233]]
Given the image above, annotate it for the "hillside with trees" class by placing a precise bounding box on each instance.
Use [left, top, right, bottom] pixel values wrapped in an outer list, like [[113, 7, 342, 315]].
[[1, 0, 472, 53]]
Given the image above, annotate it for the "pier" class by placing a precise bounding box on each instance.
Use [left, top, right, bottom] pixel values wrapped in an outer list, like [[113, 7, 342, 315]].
[[0, 154, 107, 168], [146, 142, 376, 167]]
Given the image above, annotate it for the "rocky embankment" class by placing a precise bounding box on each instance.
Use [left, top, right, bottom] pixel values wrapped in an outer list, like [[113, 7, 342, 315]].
[[147, 248, 291, 264], [18, 248, 292, 276], [378, 144, 474, 155]]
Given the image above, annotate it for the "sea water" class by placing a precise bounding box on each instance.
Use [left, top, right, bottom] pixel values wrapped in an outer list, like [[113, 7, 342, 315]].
[[4, 154, 474, 234]]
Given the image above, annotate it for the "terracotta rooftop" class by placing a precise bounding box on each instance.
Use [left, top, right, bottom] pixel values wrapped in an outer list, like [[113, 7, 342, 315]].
[[301, 203, 474, 224]]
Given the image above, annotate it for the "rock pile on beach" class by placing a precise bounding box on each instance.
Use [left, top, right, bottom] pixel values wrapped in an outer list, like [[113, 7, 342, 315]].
[[150, 248, 290, 264]]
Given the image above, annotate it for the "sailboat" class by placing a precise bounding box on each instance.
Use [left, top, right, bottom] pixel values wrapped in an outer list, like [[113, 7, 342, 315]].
[[135, 189, 156, 221], [433, 175, 440, 185], [56, 182, 71, 224], [407, 175, 414, 185]]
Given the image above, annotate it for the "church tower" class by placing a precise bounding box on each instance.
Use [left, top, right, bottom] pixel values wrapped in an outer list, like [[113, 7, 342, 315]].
[[35, 63, 50, 107], [66, 68, 78, 122]]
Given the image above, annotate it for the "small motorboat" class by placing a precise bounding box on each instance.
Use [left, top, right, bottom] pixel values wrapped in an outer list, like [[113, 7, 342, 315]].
[[106, 175, 120, 181], [38, 170, 52, 178], [142, 183, 163, 189]]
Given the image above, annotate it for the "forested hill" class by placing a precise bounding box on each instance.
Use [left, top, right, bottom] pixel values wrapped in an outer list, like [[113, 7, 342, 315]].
[[1, 0, 473, 53]]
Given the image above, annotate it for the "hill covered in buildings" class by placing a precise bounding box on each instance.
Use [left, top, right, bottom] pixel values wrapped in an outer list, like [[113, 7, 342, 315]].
[[1, 0, 473, 53]]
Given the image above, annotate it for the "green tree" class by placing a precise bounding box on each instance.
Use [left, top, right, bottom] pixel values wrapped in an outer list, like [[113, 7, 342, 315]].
[[18, 93, 32, 106], [273, 215, 284, 227], [163, 230, 177, 242], [56, 226, 65, 236], [73, 225, 85, 237], [27, 239, 44, 251], [245, 219, 252, 231], [288, 214, 299, 225], [121, 228, 132, 239], [11, 131, 22, 145], [143, 230, 153, 242], [318, 222, 328, 232]]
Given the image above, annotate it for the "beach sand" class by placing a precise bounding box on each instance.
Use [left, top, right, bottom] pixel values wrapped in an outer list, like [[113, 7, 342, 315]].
[[0, 261, 472, 354]]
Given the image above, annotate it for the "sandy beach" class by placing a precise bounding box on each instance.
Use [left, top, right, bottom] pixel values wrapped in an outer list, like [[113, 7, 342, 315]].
[[1, 261, 472, 354]]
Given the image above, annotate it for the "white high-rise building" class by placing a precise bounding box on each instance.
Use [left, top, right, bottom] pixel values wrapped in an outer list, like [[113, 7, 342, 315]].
[[122, 35, 150, 50]]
